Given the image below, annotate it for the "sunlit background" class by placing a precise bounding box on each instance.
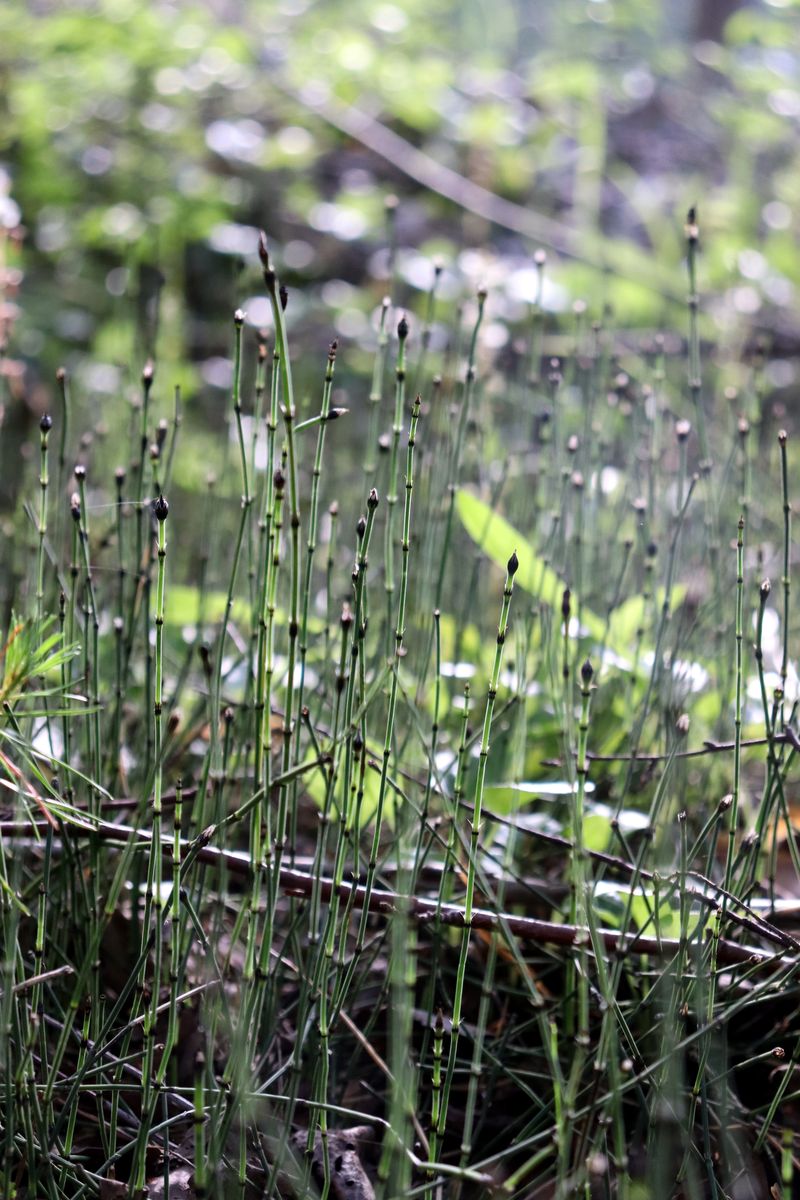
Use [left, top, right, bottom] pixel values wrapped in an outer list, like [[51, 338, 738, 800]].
[[2, 0, 800, 505]]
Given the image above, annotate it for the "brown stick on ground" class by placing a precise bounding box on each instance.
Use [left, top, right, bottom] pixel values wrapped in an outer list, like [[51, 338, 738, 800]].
[[1, 815, 785, 969]]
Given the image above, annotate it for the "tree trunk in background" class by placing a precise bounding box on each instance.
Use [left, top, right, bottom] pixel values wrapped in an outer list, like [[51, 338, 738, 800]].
[[694, 0, 746, 43]]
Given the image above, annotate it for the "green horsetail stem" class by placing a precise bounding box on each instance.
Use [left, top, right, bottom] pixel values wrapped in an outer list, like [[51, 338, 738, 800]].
[[254, 341, 281, 846], [73, 465, 101, 794], [685, 207, 708, 465], [559, 658, 594, 1182], [35, 414, 52, 625], [384, 314, 408, 651], [131, 492, 169, 1197], [431, 289, 486, 623], [334, 491, 380, 891], [377, 395, 423, 1194], [210, 311, 250, 787], [724, 515, 745, 896], [432, 550, 518, 1165], [413, 259, 442, 397], [751, 578, 776, 878], [292, 340, 339, 854], [155, 777, 184, 1088], [315, 405, 421, 1173], [366, 297, 390, 481], [354, 400, 422, 953], [259, 234, 302, 798], [55, 365, 69, 484], [779, 430, 791, 720]]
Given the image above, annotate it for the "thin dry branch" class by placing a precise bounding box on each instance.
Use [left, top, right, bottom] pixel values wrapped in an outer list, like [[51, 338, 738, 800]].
[[1, 815, 789, 969]]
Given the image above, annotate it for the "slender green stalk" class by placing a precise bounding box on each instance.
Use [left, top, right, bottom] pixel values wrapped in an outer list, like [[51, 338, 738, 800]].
[[413, 259, 442, 397], [259, 234, 303, 852], [210, 311, 252, 790], [156, 776, 183, 1088], [384, 315, 409, 650], [429, 289, 486, 623], [428, 1006, 445, 1169], [35, 414, 52, 624], [376, 395, 422, 1191], [348, 400, 422, 969], [558, 658, 594, 1184], [254, 342, 281, 833], [527, 249, 546, 393], [73, 466, 101, 796], [324, 500, 338, 658], [410, 606, 441, 891], [433, 550, 518, 1163], [131, 492, 169, 1196], [365, 298, 391, 482], [724, 516, 745, 895], [778, 430, 791, 722], [332, 493, 379, 898], [685, 207, 709, 466], [52, 366, 70, 558], [55, 366, 69, 486], [746, 579, 782, 897], [292, 340, 338, 845]]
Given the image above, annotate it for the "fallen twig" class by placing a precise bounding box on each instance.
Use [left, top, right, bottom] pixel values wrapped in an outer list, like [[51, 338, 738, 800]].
[[1, 815, 788, 969]]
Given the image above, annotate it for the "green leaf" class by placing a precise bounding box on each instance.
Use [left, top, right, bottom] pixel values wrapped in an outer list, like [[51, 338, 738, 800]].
[[455, 489, 684, 666], [483, 779, 595, 816], [164, 585, 327, 636], [583, 804, 649, 854], [304, 758, 397, 829], [456, 487, 601, 623], [593, 882, 702, 940]]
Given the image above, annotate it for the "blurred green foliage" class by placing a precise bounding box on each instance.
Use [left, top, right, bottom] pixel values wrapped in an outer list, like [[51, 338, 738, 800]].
[[2, 0, 800, 423]]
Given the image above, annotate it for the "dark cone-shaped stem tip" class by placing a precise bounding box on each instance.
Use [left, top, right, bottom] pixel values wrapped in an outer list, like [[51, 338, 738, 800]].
[[258, 231, 270, 269]]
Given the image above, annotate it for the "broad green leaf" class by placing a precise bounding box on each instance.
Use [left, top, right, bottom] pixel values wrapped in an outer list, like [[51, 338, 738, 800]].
[[456, 489, 684, 665], [165, 585, 250, 627], [607, 587, 687, 648], [304, 759, 397, 828], [484, 779, 595, 816], [583, 804, 649, 853], [456, 489, 606, 639], [593, 882, 702, 940], [164, 585, 325, 635]]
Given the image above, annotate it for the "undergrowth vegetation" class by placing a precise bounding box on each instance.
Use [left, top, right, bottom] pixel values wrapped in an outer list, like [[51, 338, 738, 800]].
[[2, 212, 800, 1200]]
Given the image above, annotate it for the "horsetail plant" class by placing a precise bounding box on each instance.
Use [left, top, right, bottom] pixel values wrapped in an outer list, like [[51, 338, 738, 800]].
[[366, 297, 391, 482], [6, 212, 800, 1200], [35, 414, 52, 626], [259, 233, 302, 794], [383, 314, 409, 649], [351, 396, 422, 963], [332, 490, 380, 896], [559, 657, 594, 1180], [209, 310, 251, 789], [292, 339, 339, 849], [685, 207, 708, 466], [253, 337, 282, 844], [724, 515, 746, 897], [779, 429, 791, 721], [433, 549, 518, 1166], [428, 289, 486, 629], [130, 491, 169, 1197], [73, 464, 101, 793]]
